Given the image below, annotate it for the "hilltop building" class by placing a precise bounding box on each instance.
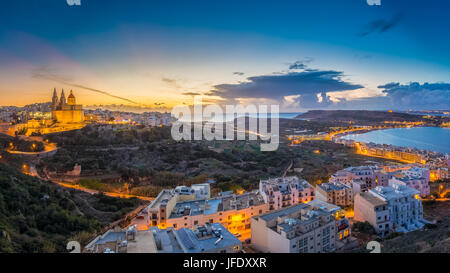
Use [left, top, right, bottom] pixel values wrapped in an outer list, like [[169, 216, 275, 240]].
[[51, 88, 84, 123], [7, 89, 85, 136]]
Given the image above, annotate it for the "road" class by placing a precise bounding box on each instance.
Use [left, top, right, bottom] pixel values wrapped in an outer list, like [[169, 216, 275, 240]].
[[54, 180, 155, 201]]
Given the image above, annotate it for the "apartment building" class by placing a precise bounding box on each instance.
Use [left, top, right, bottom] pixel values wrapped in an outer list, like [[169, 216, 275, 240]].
[[354, 184, 426, 237], [141, 185, 270, 238], [87, 223, 242, 253], [308, 200, 351, 245], [251, 203, 337, 253], [389, 175, 430, 197], [259, 176, 315, 210], [331, 166, 391, 194], [387, 166, 430, 197], [315, 182, 353, 207]]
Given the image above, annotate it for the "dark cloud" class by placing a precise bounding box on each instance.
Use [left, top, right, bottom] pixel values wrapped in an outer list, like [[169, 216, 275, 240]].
[[182, 92, 201, 96], [207, 70, 364, 108], [233, 72, 245, 76], [288, 58, 313, 70], [162, 77, 181, 89], [377, 82, 450, 110], [358, 14, 402, 37], [289, 62, 307, 70]]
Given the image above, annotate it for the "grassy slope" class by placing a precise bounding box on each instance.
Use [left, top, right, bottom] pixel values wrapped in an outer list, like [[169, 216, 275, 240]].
[[0, 163, 142, 253]]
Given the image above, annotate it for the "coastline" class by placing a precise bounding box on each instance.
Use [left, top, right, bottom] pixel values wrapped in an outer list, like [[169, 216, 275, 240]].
[[334, 126, 449, 164]]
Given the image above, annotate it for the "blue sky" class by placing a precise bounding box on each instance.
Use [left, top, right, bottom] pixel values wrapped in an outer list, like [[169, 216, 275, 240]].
[[0, 0, 449, 110]]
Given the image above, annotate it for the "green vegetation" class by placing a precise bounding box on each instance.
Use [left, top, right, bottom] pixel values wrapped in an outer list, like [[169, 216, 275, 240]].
[[297, 110, 427, 124], [352, 221, 376, 235], [0, 163, 142, 253], [0, 136, 44, 152], [37, 124, 394, 196], [381, 200, 450, 253], [78, 179, 109, 191]]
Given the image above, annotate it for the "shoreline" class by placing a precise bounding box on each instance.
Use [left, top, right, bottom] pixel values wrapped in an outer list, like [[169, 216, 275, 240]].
[[336, 126, 449, 157]]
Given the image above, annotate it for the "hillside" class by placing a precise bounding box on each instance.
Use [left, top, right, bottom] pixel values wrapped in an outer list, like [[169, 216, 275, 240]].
[[0, 163, 143, 253], [296, 110, 426, 123]]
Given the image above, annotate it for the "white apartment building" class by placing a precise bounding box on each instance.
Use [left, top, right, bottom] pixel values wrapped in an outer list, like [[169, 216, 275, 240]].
[[354, 184, 426, 237], [251, 203, 337, 253], [259, 176, 315, 211], [315, 182, 353, 207]]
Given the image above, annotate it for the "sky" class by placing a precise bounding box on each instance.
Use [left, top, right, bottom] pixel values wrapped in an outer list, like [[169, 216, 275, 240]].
[[0, 0, 449, 111]]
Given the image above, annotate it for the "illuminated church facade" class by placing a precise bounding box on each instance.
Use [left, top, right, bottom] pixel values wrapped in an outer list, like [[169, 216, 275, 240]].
[[51, 88, 84, 123]]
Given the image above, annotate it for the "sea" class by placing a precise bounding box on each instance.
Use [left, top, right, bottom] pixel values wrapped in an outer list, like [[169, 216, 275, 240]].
[[342, 127, 450, 154]]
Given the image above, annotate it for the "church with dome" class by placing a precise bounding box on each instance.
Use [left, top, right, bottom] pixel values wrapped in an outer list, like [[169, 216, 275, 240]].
[[51, 88, 84, 124]]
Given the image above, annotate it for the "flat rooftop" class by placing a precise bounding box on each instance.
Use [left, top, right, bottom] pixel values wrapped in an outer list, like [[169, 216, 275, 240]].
[[359, 192, 387, 207], [127, 230, 157, 253], [370, 184, 419, 201], [169, 198, 222, 218], [168, 191, 264, 219], [317, 182, 350, 192], [149, 189, 174, 209], [258, 203, 310, 222], [174, 223, 241, 253]]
